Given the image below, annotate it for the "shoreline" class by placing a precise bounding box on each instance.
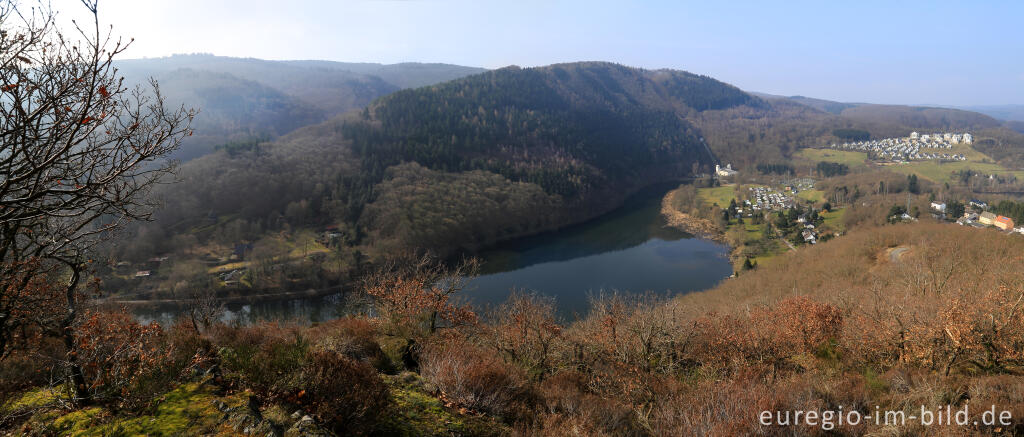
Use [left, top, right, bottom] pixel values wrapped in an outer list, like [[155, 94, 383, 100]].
[[96, 285, 344, 310], [660, 186, 751, 271], [659, 186, 727, 244]]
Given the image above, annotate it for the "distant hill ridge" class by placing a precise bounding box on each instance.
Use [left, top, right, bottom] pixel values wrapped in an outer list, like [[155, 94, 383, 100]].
[[116, 54, 485, 160]]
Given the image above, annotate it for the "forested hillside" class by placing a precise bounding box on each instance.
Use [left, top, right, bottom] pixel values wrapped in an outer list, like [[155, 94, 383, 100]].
[[118, 63, 757, 276], [149, 69, 326, 160], [345, 63, 734, 198], [116, 54, 484, 160], [111, 61, 1024, 300]]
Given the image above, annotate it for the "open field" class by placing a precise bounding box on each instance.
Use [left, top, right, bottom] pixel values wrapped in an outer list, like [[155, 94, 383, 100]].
[[820, 207, 846, 232], [742, 222, 764, 240], [796, 189, 825, 203], [748, 242, 787, 267], [697, 185, 736, 208], [814, 142, 1024, 184], [795, 148, 868, 168], [889, 159, 1024, 184], [286, 231, 332, 258]]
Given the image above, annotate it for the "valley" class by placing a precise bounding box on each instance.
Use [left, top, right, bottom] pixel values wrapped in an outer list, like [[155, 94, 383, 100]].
[[8, 19, 1024, 433], [96, 60, 1024, 320]]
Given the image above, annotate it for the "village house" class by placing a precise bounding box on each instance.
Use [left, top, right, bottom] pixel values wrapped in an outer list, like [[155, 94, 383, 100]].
[[802, 229, 816, 244], [994, 215, 1015, 231], [930, 201, 946, 213], [979, 211, 997, 226], [747, 185, 792, 211]]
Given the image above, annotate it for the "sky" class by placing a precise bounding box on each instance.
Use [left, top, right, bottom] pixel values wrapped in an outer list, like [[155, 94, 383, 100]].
[[48, 0, 1024, 106]]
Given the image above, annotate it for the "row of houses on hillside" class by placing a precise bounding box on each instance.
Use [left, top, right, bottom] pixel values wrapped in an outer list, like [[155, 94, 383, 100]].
[[910, 131, 973, 144], [828, 132, 971, 162]]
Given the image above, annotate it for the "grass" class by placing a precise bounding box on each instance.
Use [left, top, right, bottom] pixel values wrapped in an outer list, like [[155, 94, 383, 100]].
[[378, 373, 508, 437], [882, 143, 1024, 184], [820, 207, 846, 232], [796, 148, 868, 168], [748, 243, 787, 268], [697, 185, 737, 208], [1, 385, 68, 414], [17, 372, 508, 436], [208, 261, 249, 274], [742, 222, 765, 241], [285, 231, 331, 258], [205, 230, 331, 275], [796, 189, 825, 204], [726, 221, 788, 270], [37, 382, 233, 436], [890, 160, 1024, 184]]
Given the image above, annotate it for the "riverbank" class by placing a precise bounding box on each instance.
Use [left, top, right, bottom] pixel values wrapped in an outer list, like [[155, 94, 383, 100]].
[[99, 285, 343, 309], [659, 186, 724, 243], [660, 184, 790, 272]]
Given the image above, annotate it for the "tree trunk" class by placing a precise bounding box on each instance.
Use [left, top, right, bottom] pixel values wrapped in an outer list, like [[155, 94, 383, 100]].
[[61, 267, 89, 405]]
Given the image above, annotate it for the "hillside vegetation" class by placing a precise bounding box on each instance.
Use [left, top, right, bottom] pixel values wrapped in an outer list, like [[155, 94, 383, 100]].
[[14, 222, 1024, 435], [112, 62, 759, 298], [110, 61, 1024, 304], [116, 54, 484, 161]]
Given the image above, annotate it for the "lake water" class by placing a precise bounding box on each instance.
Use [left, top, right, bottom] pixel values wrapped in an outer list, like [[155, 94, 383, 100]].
[[134, 183, 732, 324], [465, 183, 732, 316]]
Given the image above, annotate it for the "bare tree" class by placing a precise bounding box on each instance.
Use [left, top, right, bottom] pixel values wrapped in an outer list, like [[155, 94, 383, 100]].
[[484, 290, 561, 381], [185, 286, 224, 334], [362, 253, 479, 336], [0, 0, 194, 404]]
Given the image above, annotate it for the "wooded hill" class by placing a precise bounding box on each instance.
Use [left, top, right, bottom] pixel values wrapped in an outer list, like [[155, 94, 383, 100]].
[[113, 61, 1024, 291], [121, 62, 762, 266], [116, 54, 485, 160], [757, 94, 1024, 166]]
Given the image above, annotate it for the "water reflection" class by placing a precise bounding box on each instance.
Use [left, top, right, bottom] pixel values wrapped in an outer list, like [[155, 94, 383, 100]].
[[132, 183, 732, 324], [135, 292, 373, 326], [466, 184, 732, 316]]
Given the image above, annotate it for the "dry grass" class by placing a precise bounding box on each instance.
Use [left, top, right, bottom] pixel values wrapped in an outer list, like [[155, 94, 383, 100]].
[[796, 148, 869, 168], [697, 185, 737, 208]]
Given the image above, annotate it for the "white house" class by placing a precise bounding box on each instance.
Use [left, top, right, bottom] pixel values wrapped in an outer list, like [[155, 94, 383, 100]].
[[931, 201, 946, 213], [715, 164, 738, 177], [910, 131, 919, 139], [963, 133, 973, 144]]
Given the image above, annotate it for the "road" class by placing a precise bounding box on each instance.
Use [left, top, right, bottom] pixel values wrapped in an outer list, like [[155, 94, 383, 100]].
[[889, 246, 909, 263]]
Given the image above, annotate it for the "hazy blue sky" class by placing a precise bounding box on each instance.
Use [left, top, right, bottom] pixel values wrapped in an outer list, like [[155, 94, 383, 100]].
[[51, 0, 1024, 106]]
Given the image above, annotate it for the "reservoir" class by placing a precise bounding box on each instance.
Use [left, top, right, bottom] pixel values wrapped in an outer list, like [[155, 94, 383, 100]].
[[467, 183, 732, 317], [135, 183, 732, 324]]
